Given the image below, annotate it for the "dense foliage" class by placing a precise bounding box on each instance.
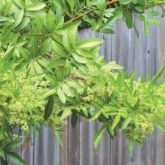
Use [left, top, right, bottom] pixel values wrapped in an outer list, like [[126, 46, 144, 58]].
[[0, 0, 165, 164]]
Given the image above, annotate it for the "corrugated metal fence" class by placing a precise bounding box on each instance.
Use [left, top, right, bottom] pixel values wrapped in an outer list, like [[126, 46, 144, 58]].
[[8, 17, 165, 165]]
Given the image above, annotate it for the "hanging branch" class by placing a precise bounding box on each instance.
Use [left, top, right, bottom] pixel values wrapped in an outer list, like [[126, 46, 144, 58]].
[[65, 0, 118, 24]]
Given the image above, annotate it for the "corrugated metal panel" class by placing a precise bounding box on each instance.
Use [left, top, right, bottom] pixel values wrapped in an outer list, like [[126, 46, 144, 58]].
[[7, 18, 165, 165]]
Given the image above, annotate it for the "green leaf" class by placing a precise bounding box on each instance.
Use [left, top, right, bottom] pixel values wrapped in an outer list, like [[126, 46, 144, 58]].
[[57, 86, 66, 104], [135, 6, 144, 14], [94, 126, 106, 149], [53, 39, 68, 56], [6, 152, 25, 165], [14, 9, 24, 28], [68, 27, 78, 48], [121, 117, 131, 131], [42, 88, 56, 99], [124, 10, 133, 28], [0, 16, 9, 22], [0, 150, 5, 159], [46, 10, 54, 31], [133, 23, 139, 38], [139, 15, 145, 22], [67, 80, 84, 94], [128, 140, 133, 152], [72, 53, 87, 64], [101, 61, 123, 72], [139, 15, 152, 36], [100, 28, 115, 34], [112, 115, 121, 130], [67, 0, 75, 12], [151, 65, 165, 83], [78, 38, 103, 48], [61, 0, 71, 16], [61, 107, 73, 119], [26, 2, 46, 11], [147, 10, 160, 16], [120, 0, 132, 5], [44, 96, 54, 120], [62, 30, 73, 52], [144, 20, 151, 36], [16, 17, 30, 31], [107, 125, 115, 137], [76, 49, 94, 58], [5, 140, 22, 150], [90, 109, 103, 121], [71, 112, 78, 128], [146, 19, 160, 26], [14, 0, 25, 8], [61, 84, 74, 97]]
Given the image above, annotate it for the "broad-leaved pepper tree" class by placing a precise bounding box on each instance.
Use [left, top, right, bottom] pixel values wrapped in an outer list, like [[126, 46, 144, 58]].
[[0, 0, 165, 164]]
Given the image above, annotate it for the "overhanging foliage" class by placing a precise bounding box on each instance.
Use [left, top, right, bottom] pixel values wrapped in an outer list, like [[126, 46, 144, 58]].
[[0, 0, 165, 164]]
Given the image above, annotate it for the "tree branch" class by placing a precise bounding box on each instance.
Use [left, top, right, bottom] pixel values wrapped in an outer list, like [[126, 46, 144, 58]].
[[65, 0, 165, 25], [65, 0, 118, 24]]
